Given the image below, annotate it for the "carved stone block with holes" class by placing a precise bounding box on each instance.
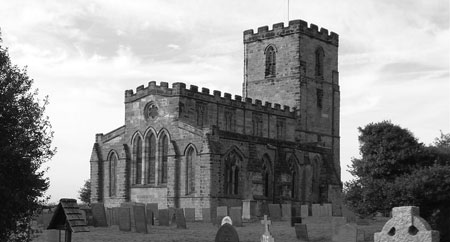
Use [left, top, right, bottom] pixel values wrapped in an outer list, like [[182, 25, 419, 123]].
[[374, 206, 439, 242]]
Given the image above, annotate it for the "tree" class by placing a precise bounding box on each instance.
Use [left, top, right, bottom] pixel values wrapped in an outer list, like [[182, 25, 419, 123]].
[[78, 179, 91, 204], [0, 31, 55, 241]]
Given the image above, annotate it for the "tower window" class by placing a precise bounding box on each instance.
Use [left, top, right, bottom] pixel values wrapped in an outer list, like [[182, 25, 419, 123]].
[[315, 47, 324, 77], [252, 113, 263, 136], [265, 45, 276, 77]]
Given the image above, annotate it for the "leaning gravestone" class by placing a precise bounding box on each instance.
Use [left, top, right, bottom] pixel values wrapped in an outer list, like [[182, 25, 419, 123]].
[[184, 208, 195, 222], [230, 207, 243, 227], [374, 206, 439, 242], [146, 208, 154, 225], [146, 203, 159, 221], [159, 209, 170, 226], [91, 203, 108, 227], [215, 217, 239, 242], [332, 223, 357, 242], [133, 205, 147, 233], [176, 208, 187, 229], [295, 224, 309, 242], [268, 204, 281, 220], [118, 207, 131, 232], [260, 215, 274, 242]]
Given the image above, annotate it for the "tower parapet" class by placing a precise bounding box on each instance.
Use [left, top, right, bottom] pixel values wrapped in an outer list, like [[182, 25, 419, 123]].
[[243, 19, 338, 46]]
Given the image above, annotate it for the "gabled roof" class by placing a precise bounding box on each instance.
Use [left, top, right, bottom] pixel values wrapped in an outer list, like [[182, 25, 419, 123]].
[[47, 198, 89, 233]]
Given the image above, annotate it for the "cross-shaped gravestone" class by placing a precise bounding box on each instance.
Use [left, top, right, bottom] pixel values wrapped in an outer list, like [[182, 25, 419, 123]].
[[260, 215, 274, 242]]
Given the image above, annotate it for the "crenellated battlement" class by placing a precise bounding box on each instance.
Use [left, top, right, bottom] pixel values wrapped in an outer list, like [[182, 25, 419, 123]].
[[125, 81, 295, 117], [243, 19, 338, 46]]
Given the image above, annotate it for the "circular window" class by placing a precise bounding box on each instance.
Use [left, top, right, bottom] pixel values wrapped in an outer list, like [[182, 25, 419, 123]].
[[144, 102, 158, 120]]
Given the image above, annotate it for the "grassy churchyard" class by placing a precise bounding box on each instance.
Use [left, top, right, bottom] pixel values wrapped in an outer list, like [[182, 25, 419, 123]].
[[32, 218, 388, 242]]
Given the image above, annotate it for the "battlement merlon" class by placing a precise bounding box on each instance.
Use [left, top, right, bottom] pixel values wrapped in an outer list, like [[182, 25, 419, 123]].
[[124, 81, 296, 117], [243, 19, 339, 47]]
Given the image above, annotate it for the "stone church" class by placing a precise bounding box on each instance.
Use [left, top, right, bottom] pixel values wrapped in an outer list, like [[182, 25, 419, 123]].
[[90, 19, 342, 217]]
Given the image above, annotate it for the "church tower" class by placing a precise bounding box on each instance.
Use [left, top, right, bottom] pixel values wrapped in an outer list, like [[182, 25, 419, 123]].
[[243, 20, 341, 180]]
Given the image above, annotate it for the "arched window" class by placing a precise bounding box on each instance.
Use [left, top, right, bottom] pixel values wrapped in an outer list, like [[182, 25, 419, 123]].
[[158, 134, 169, 184], [315, 47, 324, 77], [133, 135, 143, 184], [146, 133, 156, 185], [288, 156, 299, 199], [109, 152, 118, 197], [262, 155, 272, 198], [265, 45, 276, 77], [186, 147, 196, 194], [224, 150, 241, 195]]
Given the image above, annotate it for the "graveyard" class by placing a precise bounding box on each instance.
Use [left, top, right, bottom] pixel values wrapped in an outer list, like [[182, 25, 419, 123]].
[[31, 199, 440, 242]]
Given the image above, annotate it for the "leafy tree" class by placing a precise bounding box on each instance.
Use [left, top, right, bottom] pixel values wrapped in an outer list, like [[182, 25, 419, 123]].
[[78, 179, 91, 204], [0, 31, 55, 241]]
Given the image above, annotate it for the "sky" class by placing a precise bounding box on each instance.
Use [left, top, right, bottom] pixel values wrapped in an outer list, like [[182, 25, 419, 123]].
[[0, 0, 449, 203]]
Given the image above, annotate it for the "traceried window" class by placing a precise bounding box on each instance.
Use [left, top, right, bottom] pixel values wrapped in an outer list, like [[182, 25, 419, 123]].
[[224, 108, 235, 132], [109, 152, 118, 196], [133, 135, 143, 184], [252, 113, 263, 136], [158, 134, 169, 184], [288, 156, 299, 199], [265, 45, 276, 77], [224, 150, 241, 196], [315, 47, 324, 77], [146, 133, 156, 185], [316, 88, 323, 109], [185, 147, 196, 194], [196, 102, 207, 127], [262, 155, 272, 198]]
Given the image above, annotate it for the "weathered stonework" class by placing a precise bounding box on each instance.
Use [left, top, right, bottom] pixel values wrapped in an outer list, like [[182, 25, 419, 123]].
[[90, 19, 341, 220]]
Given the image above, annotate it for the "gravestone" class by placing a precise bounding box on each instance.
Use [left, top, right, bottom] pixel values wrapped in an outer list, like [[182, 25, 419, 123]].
[[159, 208, 170, 226], [168, 207, 176, 225], [106, 208, 111, 226], [216, 206, 228, 226], [331, 217, 348, 235], [300, 205, 309, 218], [215, 223, 239, 242], [176, 208, 187, 229], [91, 203, 108, 227], [120, 202, 136, 227], [281, 204, 291, 220], [111, 207, 120, 225], [374, 206, 439, 242], [230, 207, 243, 227], [242, 199, 256, 220], [332, 223, 357, 242], [202, 208, 211, 222], [260, 215, 274, 242], [184, 208, 195, 222], [221, 216, 233, 226], [118, 207, 131, 232], [268, 204, 281, 220], [295, 224, 309, 241], [133, 205, 147, 233], [146, 203, 159, 221]]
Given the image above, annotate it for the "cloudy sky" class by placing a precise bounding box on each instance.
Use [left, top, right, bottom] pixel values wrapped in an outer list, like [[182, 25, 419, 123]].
[[1, 0, 448, 203]]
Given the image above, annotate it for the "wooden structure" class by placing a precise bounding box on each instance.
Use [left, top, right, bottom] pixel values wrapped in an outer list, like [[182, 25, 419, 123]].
[[47, 198, 89, 242]]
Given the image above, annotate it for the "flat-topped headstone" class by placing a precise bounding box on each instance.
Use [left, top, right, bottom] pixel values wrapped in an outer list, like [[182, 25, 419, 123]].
[[268, 204, 281, 220], [242, 200, 257, 220], [217, 206, 228, 226], [159, 208, 170, 226], [176, 208, 187, 229], [332, 223, 357, 242], [281, 204, 291, 220], [230, 207, 243, 227], [118, 207, 131, 231], [331, 217, 347, 234], [146, 203, 159, 221], [323, 203, 332, 216], [168, 207, 176, 226], [146, 207, 154, 225], [301, 205, 309, 218], [374, 206, 440, 242], [202, 208, 211, 222], [215, 223, 239, 242], [91, 203, 108, 227], [133, 205, 147, 233], [184, 208, 195, 222], [120, 202, 136, 227], [221, 216, 233, 226], [295, 224, 309, 241], [260, 215, 274, 242]]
